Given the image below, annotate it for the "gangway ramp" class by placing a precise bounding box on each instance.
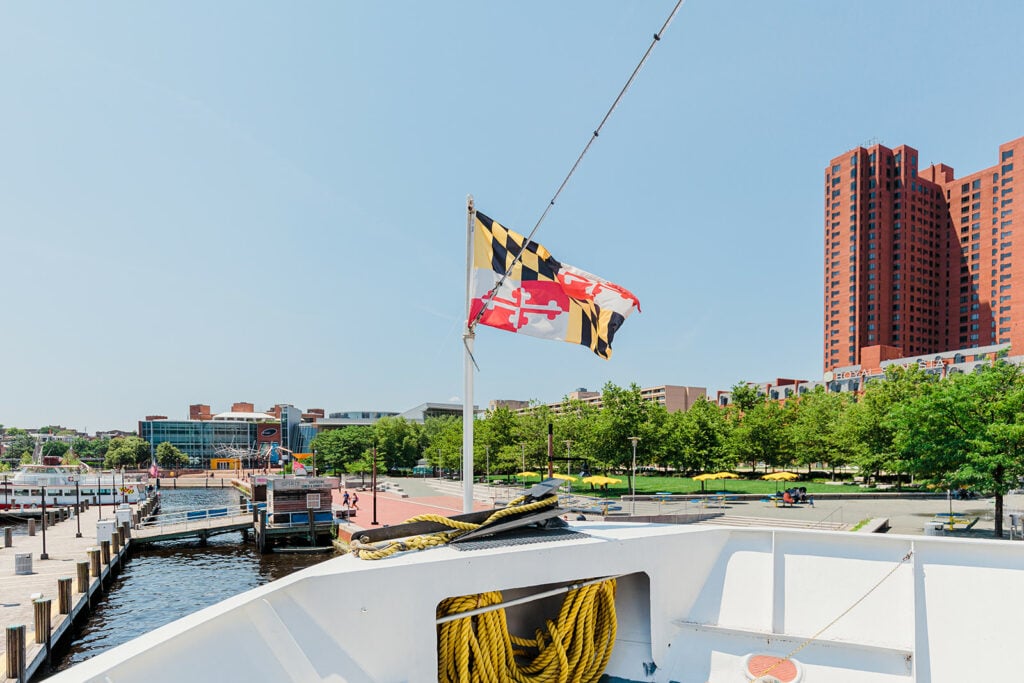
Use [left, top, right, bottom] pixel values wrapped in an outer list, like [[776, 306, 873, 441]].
[[134, 505, 254, 544]]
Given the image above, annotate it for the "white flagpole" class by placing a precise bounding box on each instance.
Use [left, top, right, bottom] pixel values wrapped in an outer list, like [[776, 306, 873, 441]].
[[462, 195, 476, 513]]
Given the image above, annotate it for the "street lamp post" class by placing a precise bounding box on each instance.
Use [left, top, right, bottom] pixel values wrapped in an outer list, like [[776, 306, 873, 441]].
[[371, 444, 379, 526], [628, 436, 640, 516], [520, 443, 526, 475], [312, 449, 317, 478], [98, 476, 103, 520], [485, 445, 490, 484], [40, 485, 49, 560], [74, 479, 82, 538]]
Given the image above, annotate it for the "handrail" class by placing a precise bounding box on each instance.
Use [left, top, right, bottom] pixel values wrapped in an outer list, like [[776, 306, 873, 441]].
[[138, 504, 256, 532], [811, 505, 844, 529]]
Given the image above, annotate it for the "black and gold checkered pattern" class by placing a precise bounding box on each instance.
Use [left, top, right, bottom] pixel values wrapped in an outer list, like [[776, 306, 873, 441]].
[[473, 211, 636, 360], [475, 212, 562, 282]]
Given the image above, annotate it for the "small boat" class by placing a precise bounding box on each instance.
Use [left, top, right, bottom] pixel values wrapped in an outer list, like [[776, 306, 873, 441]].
[[0, 463, 148, 509]]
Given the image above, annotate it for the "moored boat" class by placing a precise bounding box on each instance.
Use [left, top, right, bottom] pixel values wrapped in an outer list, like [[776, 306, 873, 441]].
[[0, 463, 148, 509]]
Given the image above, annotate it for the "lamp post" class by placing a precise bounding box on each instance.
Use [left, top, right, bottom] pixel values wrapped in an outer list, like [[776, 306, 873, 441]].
[[40, 485, 49, 560], [485, 445, 490, 485], [564, 440, 572, 491], [371, 444, 379, 526], [628, 436, 640, 516], [520, 442, 526, 474], [98, 475, 103, 520], [74, 479, 82, 538], [312, 449, 317, 478]]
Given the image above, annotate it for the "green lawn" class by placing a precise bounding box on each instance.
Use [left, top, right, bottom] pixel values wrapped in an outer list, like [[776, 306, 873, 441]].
[[486, 474, 922, 498]]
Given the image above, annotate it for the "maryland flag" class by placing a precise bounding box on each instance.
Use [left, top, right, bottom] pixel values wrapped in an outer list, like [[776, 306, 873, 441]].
[[469, 212, 640, 359]]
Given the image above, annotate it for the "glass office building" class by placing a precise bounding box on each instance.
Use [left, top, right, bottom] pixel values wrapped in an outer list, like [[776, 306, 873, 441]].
[[139, 420, 259, 468]]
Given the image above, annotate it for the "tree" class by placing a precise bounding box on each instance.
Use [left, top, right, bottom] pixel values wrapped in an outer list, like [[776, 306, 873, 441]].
[[156, 441, 188, 469], [6, 433, 36, 461], [787, 387, 856, 478], [104, 436, 151, 469], [372, 417, 424, 471], [844, 366, 935, 486], [588, 383, 662, 489], [728, 400, 793, 471], [41, 441, 70, 460], [665, 397, 733, 474], [893, 362, 1024, 537], [310, 427, 374, 474], [729, 382, 764, 412]]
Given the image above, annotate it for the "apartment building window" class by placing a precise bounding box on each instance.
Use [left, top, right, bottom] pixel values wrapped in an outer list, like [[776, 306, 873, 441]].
[[1003, 163, 1014, 174]]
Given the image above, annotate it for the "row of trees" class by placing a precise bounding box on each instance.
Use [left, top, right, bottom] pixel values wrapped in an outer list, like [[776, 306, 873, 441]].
[[311, 366, 1024, 536]]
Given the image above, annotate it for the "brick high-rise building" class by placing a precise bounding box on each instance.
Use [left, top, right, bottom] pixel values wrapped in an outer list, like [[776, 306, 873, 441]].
[[824, 136, 1024, 371]]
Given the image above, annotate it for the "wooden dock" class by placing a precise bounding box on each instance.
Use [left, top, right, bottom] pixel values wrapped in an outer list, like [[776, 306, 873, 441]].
[[0, 500, 139, 682]]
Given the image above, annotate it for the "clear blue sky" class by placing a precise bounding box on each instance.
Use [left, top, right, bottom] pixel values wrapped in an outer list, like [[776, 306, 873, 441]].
[[3, 1, 1023, 432]]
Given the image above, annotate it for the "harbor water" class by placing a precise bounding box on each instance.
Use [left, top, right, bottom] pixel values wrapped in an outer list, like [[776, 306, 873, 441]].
[[45, 488, 332, 676]]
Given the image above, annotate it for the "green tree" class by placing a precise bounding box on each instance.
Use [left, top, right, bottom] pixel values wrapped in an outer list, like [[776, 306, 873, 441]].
[[729, 382, 764, 412], [310, 426, 374, 474], [588, 383, 662, 488], [41, 440, 70, 460], [6, 433, 37, 461], [729, 400, 793, 472], [844, 366, 935, 486], [156, 441, 188, 469], [665, 397, 733, 474], [104, 436, 151, 469], [893, 362, 1024, 537], [787, 387, 856, 478], [372, 417, 424, 471]]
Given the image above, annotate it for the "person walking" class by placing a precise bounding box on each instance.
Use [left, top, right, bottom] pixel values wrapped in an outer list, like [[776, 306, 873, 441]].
[[351, 493, 359, 510]]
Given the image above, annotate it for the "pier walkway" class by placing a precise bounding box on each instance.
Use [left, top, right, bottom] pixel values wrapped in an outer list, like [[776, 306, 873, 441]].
[[134, 507, 254, 545], [1, 501, 134, 682]]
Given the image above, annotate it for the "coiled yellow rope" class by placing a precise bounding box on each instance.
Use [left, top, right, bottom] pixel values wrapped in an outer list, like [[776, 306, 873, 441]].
[[349, 495, 558, 560], [437, 578, 617, 683]]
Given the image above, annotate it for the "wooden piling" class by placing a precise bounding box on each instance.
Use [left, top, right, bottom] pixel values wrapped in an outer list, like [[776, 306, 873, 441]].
[[111, 531, 120, 554], [27, 519, 35, 536], [6, 624, 26, 682], [76, 561, 90, 593], [33, 599, 50, 645], [88, 548, 101, 577], [4, 526, 12, 547], [58, 577, 72, 615]]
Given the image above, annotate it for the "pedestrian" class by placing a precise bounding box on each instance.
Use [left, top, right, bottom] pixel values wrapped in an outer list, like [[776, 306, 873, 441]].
[[342, 490, 350, 507], [352, 493, 359, 510]]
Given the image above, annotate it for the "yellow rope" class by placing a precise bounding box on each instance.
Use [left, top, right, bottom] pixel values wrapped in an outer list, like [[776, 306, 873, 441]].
[[349, 495, 558, 560], [437, 578, 617, 683]]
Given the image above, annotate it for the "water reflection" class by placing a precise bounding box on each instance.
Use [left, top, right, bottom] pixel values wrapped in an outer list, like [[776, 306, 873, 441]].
[[48, 488, 331, 674]]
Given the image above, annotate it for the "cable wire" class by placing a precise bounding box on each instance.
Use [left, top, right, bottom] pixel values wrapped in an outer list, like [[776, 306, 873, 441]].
[[468, 0, 686, 331]]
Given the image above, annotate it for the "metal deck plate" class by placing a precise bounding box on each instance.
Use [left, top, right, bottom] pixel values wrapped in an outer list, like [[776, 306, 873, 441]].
[[450, 527, 586, 551]]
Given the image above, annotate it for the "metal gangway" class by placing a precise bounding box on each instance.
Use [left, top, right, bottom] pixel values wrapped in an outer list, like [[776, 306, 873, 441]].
[[133, 503, 262, 544]]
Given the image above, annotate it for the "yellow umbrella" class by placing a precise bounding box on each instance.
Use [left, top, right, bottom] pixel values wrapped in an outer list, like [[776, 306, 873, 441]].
[[711, 472, 740, 479], [516, 471, 539, 478], [582, 475, 622, 486], [762, 471, 799, 481], [692, 473, 717, 482], [551, 473, 577, 482]]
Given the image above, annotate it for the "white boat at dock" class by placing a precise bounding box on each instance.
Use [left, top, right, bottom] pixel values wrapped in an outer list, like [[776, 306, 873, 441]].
[[1, 464, 148, 510]]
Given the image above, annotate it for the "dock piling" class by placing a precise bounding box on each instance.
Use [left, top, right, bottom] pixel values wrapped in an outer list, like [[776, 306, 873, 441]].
[[100, 540, 111, 567], [6, 624, 26, 682], [88, 548, 100, 577], [76, 561, 90, 593], [58, 578, 72, 615], [4, 526, 11, 547], [27, 519, 35, 537]]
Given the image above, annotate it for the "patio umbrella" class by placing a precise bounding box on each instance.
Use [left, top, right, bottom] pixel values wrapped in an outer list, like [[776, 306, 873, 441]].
[[582, 475, 621, 486], [707, 471, 740, 492], [551, 472, 576, 490], [692, 473, 716, 492], [516, 471, 539, 479], [761, 471, 799, 492]]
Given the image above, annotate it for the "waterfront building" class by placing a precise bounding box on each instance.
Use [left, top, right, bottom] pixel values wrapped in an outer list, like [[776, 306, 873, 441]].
[[824, 135, 1024, 371], [499, 384, 706, 415]]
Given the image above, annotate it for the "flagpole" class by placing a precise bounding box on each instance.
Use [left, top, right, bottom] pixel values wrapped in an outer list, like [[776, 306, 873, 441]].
[[462, 195, 476, 513]]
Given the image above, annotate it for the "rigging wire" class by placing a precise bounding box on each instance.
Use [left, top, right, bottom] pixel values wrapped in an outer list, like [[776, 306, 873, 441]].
[[467, 0, 686, 332]]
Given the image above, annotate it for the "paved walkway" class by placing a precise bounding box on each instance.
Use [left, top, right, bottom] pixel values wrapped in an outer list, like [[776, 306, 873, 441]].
[[343, 478, 1024, 540]]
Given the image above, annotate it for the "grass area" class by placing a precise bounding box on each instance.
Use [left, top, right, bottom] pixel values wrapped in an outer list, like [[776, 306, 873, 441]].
[[486, 474, 893, 498], [849, 518, 871, 532]]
